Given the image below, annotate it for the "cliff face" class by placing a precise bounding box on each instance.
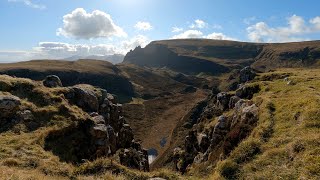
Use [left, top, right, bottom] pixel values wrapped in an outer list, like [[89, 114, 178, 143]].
[[252, 41, 320, 71], [124, 43, 230, 75], [123, 39, 320, 73]]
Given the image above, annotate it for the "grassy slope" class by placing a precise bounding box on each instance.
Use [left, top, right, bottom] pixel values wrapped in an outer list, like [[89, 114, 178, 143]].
[[0, 75, 186, 180], [209, 68, 320, 179], [0, 59, 118, 74]]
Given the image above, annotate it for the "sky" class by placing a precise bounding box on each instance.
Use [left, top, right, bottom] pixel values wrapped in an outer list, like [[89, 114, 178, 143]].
[[1, 0, 320, 62]]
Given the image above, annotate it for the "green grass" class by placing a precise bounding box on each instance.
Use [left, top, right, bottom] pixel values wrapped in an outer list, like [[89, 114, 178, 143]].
[[209, 68, 320, 179]]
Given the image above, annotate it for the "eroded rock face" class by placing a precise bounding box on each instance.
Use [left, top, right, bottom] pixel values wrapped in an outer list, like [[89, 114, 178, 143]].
[[239, 66, 256, 83], [173, 86, 260, 173], [65, 87, 99, 112], [43, 75, 62, 88], [216, 92, 233, 111], [119, 147, 149, 172], [45, 85, 149, 171], [0, 95, 21, 118], [229, 96, 241, 109], [235, 84, 260, 99]]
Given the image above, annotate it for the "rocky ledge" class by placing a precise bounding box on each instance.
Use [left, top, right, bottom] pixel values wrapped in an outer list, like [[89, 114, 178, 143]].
[[0, 74, 149, 171]]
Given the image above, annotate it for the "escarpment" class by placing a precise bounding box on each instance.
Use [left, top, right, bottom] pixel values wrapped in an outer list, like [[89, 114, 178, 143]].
[[124, 39, 320, 73]]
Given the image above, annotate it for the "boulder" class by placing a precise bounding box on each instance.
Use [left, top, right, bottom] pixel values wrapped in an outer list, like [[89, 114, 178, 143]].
[[66, 87, 99, 112], [106, 125, 117, 154], [43, 75, 62, 88], [107, 93, 117, 104], [92, 115, 105, 125], [185, 130, 198, 152], [229, 96, 241, 109], [0, 95, 21, 118], [216, 92, 232, 110], [17, 110, 34, 121], [235, 84, 260, 99], [239, 66, 256, 83], [240, 104, 259, 125], [197, 133, 210, 152], [90, 123, 108, 139], [119, 148, 149, 171], [231, 101, 257, 128], [209, 115, 230, 147], [118, 124, 134, 148], [193, 152, 206, 164]]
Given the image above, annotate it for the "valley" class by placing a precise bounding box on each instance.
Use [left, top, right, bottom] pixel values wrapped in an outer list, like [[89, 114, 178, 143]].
[[0, 39, 320, 179]]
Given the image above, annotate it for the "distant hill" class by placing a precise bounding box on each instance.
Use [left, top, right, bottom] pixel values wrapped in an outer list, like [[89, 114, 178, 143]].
[[124, 39, 320, 73], [0, 59, 134, 99], [64, 54, 124, 64]]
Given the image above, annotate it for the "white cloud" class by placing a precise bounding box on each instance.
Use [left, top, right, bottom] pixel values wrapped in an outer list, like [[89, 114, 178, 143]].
[[57, 8, 127, 39], [8, 0, 46, 10], [121, 35, 151, 53], [172, 30, 236, 40], [172, 27, 183, 33], [247, 15, 320, 42], [171, 30, 203, 39], [205, 32, 237, 41], [310, 16, 320, 30], [0, 35, 151, 62], [190, 19, 207, 29], [134, 21, 153, 31]]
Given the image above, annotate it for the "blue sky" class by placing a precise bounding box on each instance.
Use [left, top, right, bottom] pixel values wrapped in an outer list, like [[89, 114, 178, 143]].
[[1, 0, 320, 62]]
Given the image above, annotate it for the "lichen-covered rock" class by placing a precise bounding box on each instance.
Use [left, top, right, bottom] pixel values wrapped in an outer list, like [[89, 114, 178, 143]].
[[65, 87, 99, 112], [216, 92, 232, 110], [229, 96, 241, 109], [43, 75, 62, 88], [119, 147, 149, 171], [118, 124, 134, 148], [197, 133, 210, 153], [184, 130, 198, 153], [239, 66, 256, 83], [17, 110, 34, 121], [235, 84, 260, 99], [107, 125, 117, 154], [0, 95, 21, 118]]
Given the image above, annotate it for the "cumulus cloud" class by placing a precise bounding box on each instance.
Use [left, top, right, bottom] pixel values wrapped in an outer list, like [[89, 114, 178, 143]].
[[171, 30, 236, 40], [171, 30, 203, 39], [121, 35, 150, 53], [134, 21, 153, 31], [0, 35, 151, 62], [57, 8, 127, 39], [247, 15, 320, 42], [8, 0, 46, 10], [205, 32, 237, 41], [172, 27, 183, 33], [190, 19, 207, 29]]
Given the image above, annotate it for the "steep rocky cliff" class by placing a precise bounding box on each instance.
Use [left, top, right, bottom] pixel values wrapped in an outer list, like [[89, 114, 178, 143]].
[[124, 39, 320, 73]]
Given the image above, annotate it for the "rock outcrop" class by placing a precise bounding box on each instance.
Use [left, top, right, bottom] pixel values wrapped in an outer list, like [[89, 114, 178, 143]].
[[43, 75, 149, 171], [172, 72, 260, 173], [235, 84, 260, 99], [65, 86, 100, 112], [0, 95, 21, 118], [239, 66, 256, 83], [43, 75, 62, 88]]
